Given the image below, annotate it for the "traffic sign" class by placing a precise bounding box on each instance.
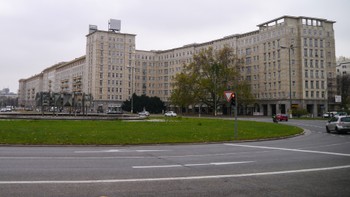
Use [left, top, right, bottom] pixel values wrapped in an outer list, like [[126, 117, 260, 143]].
[[224, 91, 234, 102]]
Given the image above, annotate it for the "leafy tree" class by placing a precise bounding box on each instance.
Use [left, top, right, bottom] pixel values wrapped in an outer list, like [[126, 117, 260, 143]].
[[0, 96, 18, 108], [171, 72, 200, 113], [171, 46, 254, 115], [122, 94, 166, 114], [337, 74, 350, 110], [235, 80, 255, 107]]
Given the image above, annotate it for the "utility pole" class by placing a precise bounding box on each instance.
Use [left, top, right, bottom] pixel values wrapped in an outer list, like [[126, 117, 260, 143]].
[[280, 44, 294, 118], [233, 92, 238, 140]]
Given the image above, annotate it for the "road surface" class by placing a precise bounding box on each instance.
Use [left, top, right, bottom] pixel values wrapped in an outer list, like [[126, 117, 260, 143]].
[[0, 118, 349, 196]]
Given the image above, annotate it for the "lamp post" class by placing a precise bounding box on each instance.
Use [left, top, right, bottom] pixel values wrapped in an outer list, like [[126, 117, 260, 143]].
[[127, 66, 134, 114], [280, 44, 294, 118]]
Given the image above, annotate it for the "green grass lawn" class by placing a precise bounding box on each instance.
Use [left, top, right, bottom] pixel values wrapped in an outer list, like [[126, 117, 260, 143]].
[[0, 117, 303, 145]]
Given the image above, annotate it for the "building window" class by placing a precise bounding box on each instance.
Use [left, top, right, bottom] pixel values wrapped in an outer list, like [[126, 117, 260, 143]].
[[309, 49, 313, 57], [304, 59, 308, 67], [309, 38, 313, 47]]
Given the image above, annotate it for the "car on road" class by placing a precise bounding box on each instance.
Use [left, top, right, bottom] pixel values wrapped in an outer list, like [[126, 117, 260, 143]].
[[326, 115, 350, 134], [276, 114, 288, 121], [0, 107, 11, 112], [164, 111, 177, 117], [323, 113, 331, 118], [138, 111, 150, 116], [334, 112, 348, 117], [323, 111, 339, 118]]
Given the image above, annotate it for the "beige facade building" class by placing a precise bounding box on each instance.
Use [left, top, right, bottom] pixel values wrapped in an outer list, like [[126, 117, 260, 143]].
[[18, 16, 336, 116], [18, 57, 85, 108], [337, 61, 350, 76]]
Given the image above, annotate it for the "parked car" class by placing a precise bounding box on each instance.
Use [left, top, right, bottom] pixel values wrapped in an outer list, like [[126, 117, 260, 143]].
[[276, 114, 288, 121], [334, 112, 348, 117], [138, 111, 150, 116], [326, 115, 350, 134], [107, 109, 122, 114], [324, 111, 348, 118], [164, 111, 177, 117], [323, 113, 331, 118], [0, 107, 11, 112]]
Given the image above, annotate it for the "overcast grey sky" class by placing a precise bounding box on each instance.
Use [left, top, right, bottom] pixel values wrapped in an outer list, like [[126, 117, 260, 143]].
[[1, 0, 349, 93]]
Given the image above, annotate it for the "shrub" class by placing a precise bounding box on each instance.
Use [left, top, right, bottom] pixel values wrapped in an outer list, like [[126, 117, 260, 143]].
[[292, 108, 308, 118]]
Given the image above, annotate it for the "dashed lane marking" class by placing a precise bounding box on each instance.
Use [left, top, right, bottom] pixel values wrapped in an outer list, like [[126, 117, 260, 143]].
[[132, 161, 254, 169]]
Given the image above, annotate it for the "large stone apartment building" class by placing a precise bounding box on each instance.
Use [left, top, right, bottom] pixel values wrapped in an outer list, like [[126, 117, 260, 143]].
[[18, 16, 337, 116]]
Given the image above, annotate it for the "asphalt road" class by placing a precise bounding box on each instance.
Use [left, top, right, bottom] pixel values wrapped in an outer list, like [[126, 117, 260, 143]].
[[0, 118, 350, 196]]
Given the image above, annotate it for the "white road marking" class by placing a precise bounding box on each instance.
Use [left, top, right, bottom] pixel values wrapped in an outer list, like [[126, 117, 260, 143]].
[[210, 161, 254, 165], [1, 165, 349, 184], [133, 161, 254, 169], [224, 143, 350, 157], [133, 165, 182, 169]]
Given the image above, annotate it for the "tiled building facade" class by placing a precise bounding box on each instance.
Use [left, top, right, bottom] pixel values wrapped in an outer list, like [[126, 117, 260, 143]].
[[18, 16, 337, 116]]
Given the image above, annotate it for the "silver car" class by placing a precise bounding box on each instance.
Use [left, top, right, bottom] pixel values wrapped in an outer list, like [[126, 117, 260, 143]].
[[326, 116, 350, 134], [138, 111, 150, 116], [164, 111, 177, 117]]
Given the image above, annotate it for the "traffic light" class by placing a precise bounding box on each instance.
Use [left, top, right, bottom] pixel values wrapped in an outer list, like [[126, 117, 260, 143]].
[[230, 92, 236, 106]]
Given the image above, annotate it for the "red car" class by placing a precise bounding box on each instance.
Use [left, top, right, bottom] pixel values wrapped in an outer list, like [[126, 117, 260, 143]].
[[276, 114, 288, 121]]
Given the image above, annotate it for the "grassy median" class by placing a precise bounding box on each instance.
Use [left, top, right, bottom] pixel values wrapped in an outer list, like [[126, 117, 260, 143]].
[[0, 117, 302, 145]]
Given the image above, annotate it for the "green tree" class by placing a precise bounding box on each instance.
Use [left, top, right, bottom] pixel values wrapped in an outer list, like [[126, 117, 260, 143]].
[[171, 46, 254, 115], [171, 72, 200, 113], [337, 74, 350, 111], [236, 80, 255, 107], [122, 94, 166, 114]]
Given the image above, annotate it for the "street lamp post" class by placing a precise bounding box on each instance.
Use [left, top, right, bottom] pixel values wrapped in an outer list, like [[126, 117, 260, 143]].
[[280, 44, 294, 118], [127, 66, 134, 114]]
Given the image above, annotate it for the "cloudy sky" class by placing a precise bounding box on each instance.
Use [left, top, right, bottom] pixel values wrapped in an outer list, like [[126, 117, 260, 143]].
[[1, 0, 349, 93]]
